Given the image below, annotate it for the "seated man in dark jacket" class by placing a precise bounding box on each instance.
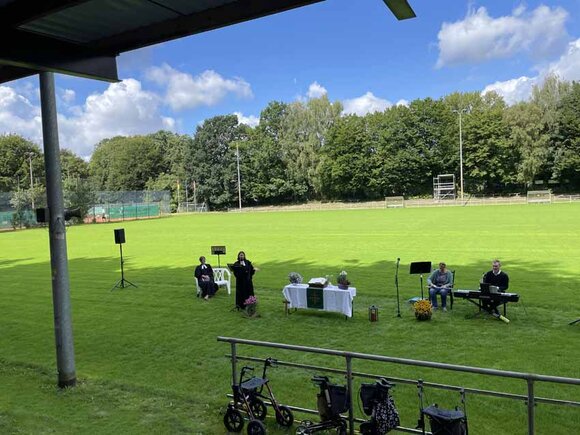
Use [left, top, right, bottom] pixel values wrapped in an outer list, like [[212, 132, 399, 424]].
[[194, 256, 218, 300], [482, 259, 509, 292]]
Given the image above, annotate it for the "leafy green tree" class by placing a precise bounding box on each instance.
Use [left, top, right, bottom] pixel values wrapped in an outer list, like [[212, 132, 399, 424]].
[[184, 115, 245, 209], [60, 149, 89, 181], [280, 96, 343, 200], [259, 101, 288, 142], [320, 115, 377, 199], [552, 82, 580, 189], [504, 102, 549, 186], [235, 128, 294, 205], [0, 135, 42, 192], [461, 92, 516, 193], [63, 177, 96, 222], [89, 135, 165, 191]]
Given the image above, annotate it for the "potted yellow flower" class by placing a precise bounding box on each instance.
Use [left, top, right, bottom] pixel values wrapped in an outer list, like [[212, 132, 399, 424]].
[[413, 299, 432, 321]]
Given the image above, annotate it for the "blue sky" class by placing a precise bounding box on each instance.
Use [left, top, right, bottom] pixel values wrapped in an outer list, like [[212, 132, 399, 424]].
[[1, 0, 579, 158]]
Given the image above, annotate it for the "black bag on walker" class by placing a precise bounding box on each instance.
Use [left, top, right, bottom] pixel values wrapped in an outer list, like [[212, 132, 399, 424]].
[[422, 405, 467, 435]]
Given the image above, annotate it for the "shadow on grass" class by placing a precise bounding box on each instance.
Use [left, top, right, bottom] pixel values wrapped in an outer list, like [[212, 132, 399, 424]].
[[1, 255, 579, 434]]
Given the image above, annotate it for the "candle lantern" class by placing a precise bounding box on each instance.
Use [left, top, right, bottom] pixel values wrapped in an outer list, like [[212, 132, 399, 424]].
[[369, 305, 379, 322]]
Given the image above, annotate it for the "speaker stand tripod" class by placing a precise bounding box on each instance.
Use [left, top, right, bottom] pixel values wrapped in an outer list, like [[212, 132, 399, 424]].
[[111, 244, 137, 291]]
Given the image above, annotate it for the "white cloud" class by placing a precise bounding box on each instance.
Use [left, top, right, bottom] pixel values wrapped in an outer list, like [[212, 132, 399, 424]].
[[395, 99, 409, 107], [62, 89, 76, 103], [146, 64, 253, 111], [436, 5, 569, 68], [0, 86, 42, 142], [342, 92, 392, 116], [482, 38, 580, 104], [307, 81, 327, 99], [234, 111, 259, 128], [548, 38, 580, 81], [0, 79, 175, 159], [482, 76, 535, 105]]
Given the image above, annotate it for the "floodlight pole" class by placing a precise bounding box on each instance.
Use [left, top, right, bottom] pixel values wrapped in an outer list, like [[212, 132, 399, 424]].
[[458, 110, 464, 201], [39, 71, 76, 388], [27, 152, 35, 209], [453, 108, 469, 201], [236, 144, 242, 210]]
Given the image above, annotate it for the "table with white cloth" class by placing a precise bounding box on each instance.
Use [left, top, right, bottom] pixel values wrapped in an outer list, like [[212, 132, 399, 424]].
[[282, 284, 357, 318]]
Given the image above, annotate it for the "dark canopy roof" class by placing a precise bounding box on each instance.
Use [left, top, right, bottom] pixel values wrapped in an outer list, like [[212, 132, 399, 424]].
[[0, 0, 415, 84]]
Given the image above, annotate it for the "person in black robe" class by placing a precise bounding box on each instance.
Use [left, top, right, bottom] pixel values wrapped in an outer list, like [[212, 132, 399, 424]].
[[194, 256, 218, 300], [233, 251, 255, 309]]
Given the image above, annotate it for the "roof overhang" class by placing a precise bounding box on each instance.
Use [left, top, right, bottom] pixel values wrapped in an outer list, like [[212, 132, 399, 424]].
[[0, 0, 415, 84]]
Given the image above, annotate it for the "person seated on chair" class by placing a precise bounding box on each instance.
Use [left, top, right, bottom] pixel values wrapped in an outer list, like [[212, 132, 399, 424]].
[[427, 262, 453, 311], [482, 259, 509, 292], [194, 256, 218, 300]]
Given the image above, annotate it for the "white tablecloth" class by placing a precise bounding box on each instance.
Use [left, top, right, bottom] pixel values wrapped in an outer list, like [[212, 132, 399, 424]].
[[282, 284, 357, 317]]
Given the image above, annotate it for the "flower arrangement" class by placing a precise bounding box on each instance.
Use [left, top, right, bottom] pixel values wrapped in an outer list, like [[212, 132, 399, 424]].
[[288, 272, 303, 284], [245, 295, 257, 306], [413, 299, 433, 321], [244, 296, 258, 317], [336, 270, 350, 289]]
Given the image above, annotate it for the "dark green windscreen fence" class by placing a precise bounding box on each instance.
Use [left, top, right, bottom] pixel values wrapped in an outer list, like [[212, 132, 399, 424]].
[[0, 190, 170, 229]]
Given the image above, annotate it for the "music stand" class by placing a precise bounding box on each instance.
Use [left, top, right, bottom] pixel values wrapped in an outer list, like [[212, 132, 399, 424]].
[[410, 261, 432, 299], [211, 245, 226, 268]]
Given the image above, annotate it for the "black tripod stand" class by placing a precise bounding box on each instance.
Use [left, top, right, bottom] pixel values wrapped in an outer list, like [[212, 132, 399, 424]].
[[570, 318, 580, 325], [111, 240, 137, 291]]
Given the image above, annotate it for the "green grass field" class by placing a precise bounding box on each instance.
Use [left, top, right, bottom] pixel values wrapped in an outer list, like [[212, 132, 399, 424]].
[[1, 204, 579, 434]]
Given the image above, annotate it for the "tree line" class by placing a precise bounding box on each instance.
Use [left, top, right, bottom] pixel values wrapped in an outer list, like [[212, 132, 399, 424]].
[[1, 75, 579, 211]]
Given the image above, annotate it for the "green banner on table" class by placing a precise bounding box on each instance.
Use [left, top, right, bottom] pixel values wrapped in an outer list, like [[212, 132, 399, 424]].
[[307, 287, 324, 309]]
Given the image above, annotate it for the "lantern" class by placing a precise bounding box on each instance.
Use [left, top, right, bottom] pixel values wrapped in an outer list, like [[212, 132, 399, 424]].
[[369, 305, 379, 322]]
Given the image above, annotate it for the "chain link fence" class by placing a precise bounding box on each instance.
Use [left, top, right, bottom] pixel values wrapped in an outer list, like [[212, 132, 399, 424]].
[[0, 190, 170, 230]]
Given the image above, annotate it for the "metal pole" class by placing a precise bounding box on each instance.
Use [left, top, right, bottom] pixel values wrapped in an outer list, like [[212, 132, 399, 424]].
[[185, 180, 189, 213], [177, 180, 180, 213], [39, 71, 76, 388], [236, 144, 242, 210], [193, 181, 197, 211], [459, 111, 464, 201], [231, 342, 238, 386], [28, 153, 35, 210], [527, 378, 535, 435], [346, 355, 354, 435]]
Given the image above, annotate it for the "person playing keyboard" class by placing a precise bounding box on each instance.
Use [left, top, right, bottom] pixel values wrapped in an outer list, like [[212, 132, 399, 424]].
[[482, 259, 509, 292]]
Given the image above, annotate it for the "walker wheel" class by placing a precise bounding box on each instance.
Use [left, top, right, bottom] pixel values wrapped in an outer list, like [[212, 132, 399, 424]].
[[296, 421, 313, 435], [249, 398, 267, 420], [223, 407, 244, 432], [275, 405, 294, 427], [247, 419, 266, 435]]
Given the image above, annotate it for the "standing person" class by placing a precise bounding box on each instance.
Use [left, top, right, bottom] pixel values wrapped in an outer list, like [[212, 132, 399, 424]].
[[427, 262, 453, 311], [194, 256, 218, 300], [233, 251, 255, 309], [482, 259, 509, 292]]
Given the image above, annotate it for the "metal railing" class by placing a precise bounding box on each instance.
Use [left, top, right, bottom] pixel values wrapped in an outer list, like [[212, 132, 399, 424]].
[[217, 336, 580, 435]]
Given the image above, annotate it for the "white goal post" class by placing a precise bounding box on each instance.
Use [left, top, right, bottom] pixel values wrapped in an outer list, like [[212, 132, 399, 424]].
[[385, 196, 405, 208], [527, 190, 552, 204]]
